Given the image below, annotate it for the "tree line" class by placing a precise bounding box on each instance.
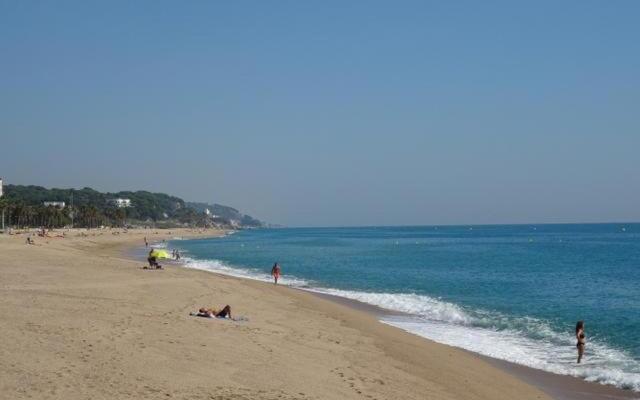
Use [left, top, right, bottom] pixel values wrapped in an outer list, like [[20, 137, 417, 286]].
[[0, 185, 202, 229], [0, 201, 108, 229], [0, 184, 264, 229]]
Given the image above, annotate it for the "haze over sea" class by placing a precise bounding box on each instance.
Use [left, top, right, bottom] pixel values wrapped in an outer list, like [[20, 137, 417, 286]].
[[172, 224, 640, 391]]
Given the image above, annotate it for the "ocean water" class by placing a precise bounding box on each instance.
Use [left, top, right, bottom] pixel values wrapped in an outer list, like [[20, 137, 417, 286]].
[[171, 224, 640, 391]]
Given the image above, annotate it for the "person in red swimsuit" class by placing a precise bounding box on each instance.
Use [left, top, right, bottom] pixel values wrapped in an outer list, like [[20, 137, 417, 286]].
[[271, 262, 281, 285]]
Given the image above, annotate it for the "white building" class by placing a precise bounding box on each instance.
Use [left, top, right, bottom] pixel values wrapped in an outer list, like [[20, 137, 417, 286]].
[[0, 178, 3, 198], [43, 201, 66, 208], [108, 198, 132, 208]]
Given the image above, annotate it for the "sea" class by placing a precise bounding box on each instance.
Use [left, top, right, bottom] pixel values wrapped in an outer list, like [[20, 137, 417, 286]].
[[169, 224, 640, 391]]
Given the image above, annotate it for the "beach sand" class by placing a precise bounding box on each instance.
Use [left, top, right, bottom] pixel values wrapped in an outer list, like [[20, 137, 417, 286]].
[[0, 228, 619, 399]]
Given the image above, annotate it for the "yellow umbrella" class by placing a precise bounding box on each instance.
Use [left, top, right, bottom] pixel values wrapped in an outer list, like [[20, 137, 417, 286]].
[[150, 249, 171, 259]]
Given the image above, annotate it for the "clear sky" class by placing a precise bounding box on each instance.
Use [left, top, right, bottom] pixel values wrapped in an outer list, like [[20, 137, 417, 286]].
[[1, 1, 638, 226]]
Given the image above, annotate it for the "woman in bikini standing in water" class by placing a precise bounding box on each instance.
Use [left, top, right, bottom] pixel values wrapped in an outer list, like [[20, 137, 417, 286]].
[[271, 262, 281, 285], [576, 320, 586, 363]]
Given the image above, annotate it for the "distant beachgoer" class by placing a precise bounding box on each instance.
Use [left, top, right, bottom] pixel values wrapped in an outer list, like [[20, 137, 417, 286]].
[[175, 250, 181, 261], [26, 237, 34, 245], [576, 320, 586, 363], [196, 305, 232, 319], [144, 237, 148, 247], [271, 262, 281, 285]]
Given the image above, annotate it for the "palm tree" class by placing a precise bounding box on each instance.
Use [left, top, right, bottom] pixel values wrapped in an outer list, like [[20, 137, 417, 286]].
[[13, 202, 26, 228], [0, 197, 8, 230], [26, 205, 38, 227], [115, 208, 126, 227], [5, 202, 16, 228], [80, 205, 101, 228]]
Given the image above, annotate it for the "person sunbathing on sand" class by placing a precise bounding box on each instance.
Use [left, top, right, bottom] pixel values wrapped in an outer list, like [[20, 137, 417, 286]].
[[196, 305, 232, 319]]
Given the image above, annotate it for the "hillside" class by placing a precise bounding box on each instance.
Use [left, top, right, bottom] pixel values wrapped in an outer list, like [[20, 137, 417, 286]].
[[0, 185, 264, 229], [186, 202, 263, 227]]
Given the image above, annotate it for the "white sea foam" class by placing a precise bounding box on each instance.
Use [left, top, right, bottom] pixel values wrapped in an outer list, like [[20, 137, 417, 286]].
[[383, 317, 640, 391], [308, 289, 472, 324], [176, 255, 640, 392], [181, 257, 310, 287], [309, 288, 640, 391]]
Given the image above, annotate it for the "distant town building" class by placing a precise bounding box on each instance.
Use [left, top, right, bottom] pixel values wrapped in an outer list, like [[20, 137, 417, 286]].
[[204, 208, 211, 215], [43, 201, 66, 208], [0, 177, 3, 198], [108, 198, 132, 208]]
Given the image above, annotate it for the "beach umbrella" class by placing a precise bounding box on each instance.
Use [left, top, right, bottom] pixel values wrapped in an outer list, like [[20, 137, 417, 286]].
[[150, 249, 171, 259]]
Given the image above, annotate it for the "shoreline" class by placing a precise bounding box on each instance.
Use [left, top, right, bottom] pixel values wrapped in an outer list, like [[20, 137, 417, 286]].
[[0, 228, 628, 399], [270, 285, 638, 400], [479, 355, 638, 400], [165, 235, 639, 400]]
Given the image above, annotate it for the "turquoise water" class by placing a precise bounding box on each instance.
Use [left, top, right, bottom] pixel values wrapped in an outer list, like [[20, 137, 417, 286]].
[[172, 224, 640, 390]]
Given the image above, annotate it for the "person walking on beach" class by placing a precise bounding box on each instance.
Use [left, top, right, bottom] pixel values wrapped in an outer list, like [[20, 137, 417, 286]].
[[271, 262, 281, 285], [576, 320, 586, 363], [144, 237, 148, 247]]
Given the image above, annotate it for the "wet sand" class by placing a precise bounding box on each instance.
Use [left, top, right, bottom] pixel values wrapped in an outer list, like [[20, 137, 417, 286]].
[[0, 227, 628, 399], [304, 289, 639, 400]]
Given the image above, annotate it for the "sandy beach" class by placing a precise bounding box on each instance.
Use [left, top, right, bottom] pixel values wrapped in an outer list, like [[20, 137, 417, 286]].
[[0, 228, 621, 400]]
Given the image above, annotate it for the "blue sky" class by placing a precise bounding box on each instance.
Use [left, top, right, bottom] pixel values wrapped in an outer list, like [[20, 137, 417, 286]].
[[1, 1, 638, 226]]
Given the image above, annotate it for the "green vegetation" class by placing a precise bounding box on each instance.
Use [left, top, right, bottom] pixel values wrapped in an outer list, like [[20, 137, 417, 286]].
[[186, 202, 263, 227], [0, 184, 264, 229]]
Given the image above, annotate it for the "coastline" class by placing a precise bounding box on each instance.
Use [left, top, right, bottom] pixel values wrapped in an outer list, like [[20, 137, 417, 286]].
[[169, 235, 640, 400], [0, 228, 629, 399], [285, 283, 639, 400], [479, 355, 638, 400]]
